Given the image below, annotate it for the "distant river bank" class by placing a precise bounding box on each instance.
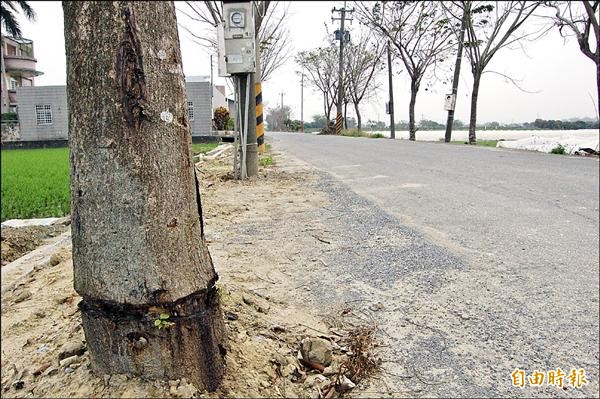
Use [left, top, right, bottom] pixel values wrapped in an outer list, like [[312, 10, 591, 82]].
[[369, 129, 599, 141]]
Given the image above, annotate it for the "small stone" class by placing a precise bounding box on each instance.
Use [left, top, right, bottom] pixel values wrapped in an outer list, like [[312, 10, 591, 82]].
[[33, 310, 46, 319], [176, 383, 198, 398], [368, 302, 385, 311], [13, 289, 31, 304], [46, 368, 59, 377], [64, 367, 74, 374], [58, 341, 85, 360], [242, 295, 255, 306], [108, 374, 128, 386], [36, 344, 49, 353], [260, 381, 270, 388], [337, 376, 356, 392], [300, 338, 333, 367], [271, 325, 286, 333], [59, 355, 79, 367], [224, 311, 239, 321]]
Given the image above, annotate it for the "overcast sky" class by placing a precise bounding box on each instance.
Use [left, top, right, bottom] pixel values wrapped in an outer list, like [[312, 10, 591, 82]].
[[9, 1, 599, 124]]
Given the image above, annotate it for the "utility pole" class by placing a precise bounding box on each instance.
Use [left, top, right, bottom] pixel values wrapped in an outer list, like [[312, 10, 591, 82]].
[[444, 4, 467, 143], [332, 1, 354, 135], [387, 41, 395, 139], [300, 71, 305, 132], [279, 90, 284, 108], [210, 54, 214, 133]]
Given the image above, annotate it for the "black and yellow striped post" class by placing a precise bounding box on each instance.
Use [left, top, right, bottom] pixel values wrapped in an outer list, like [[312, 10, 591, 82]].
[[335, 112, 343, 135], [255, 82, 265, 153]]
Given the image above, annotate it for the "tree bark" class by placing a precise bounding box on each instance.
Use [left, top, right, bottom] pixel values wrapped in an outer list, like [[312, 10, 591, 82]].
[[409, 80, 418, 141], [469, 71, 482, 145], [353, 103, 362, 131], [343, 100, 348, 129], [63, 1, 225, 390]]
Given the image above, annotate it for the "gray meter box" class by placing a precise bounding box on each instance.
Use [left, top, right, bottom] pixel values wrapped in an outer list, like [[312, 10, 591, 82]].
[[220, 1, 256, 75]]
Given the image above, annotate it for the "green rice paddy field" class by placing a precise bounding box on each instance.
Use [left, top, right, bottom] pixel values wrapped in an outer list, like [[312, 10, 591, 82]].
[[1, 143, 218, 221]]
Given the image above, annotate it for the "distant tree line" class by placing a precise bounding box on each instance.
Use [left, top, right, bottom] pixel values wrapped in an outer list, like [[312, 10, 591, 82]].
[[301, 116, 599, 131]]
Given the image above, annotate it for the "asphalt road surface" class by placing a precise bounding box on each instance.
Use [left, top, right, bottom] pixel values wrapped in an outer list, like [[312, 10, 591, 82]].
[[269, 132, 599, 398]]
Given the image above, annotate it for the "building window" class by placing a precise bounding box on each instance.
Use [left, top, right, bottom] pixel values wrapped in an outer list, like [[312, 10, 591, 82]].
[[188, 101, 194, 121], [9, 78, 18, 90], [35, 104, 53, 125]]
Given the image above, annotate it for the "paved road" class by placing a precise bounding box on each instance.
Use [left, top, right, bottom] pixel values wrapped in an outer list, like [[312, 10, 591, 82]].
[[269, 132, 600, 398]]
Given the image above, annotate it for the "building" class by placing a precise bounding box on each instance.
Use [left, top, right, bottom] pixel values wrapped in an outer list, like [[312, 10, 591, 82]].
[[1, 35, 43, 113], [6, 77, 227, 143]]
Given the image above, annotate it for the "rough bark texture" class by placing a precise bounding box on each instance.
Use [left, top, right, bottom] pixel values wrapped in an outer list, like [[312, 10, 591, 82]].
[[63, 1, 224, 389], [469, 72, 481, 144], [409, 81, 418, 141], [354, 103, 362, 131]]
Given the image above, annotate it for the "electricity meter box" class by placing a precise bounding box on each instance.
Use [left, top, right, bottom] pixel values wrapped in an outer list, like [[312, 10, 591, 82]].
[[221, 1, 256, 75]]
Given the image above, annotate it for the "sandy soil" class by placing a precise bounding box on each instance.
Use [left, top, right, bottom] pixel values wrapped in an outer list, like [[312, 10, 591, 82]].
[[1, 224, 69, 266], [0, 147, 379, 398]]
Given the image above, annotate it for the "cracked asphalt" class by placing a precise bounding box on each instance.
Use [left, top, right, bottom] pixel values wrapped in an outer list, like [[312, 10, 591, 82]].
[[269, 132, 599, 398]]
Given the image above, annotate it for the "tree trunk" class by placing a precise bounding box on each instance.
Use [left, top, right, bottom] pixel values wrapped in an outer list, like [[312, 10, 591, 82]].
[[469, 71, 482, 144], [63, 1, 225, 390], [409, 81, 418, 141], [354, 103, 362, 131]]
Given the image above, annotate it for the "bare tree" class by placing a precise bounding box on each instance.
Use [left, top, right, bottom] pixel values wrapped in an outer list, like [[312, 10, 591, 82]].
[[345, 29, 385, 130], [296, 42, 339, 122], [266, 104, 291, 131], [178, 1, 291, 82], [545, 0, 599, 119], [63, 1, 224, 388], [356, 1, 454, 140], [445, 1, 541, 144]]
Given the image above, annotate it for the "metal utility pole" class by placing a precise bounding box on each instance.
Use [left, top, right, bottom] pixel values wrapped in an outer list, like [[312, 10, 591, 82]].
[[332, 1, 354, 135], [279, 90, 284, 108], [301, 71, 304, 132], [210, 54, 214, 133], [387, 41, 395, 139], [444, 5, 467, 143]]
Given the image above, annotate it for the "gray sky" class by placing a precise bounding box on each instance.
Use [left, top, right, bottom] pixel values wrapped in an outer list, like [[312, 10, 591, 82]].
[[11, 1, 599, 124]]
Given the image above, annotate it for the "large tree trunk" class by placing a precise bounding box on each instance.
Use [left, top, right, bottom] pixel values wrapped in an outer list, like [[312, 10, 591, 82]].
[[63, 1, 225, 390], [354, 102, 362, 131], [469, 71, 482, 144], [409, 80, 418, 141]]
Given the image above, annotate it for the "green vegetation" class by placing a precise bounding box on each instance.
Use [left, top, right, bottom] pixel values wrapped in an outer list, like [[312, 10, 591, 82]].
[[1, 148, 70, 221], [340, 129, 386, 139], [259, 155, 274, 167], [192, 142, 219, 155], [451, 140, 498, 147], [551, 145, 566, 154], [1, 112, 18, 122], [153, 313, 175, 330], [1, 143, 220, 221]]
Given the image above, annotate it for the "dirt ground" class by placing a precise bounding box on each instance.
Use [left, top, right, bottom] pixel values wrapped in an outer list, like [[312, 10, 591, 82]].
[[1, 224, 69, 266], [0, 146, 381, 398]]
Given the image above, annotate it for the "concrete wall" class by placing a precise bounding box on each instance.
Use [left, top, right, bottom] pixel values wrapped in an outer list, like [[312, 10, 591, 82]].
[[11, 81, 214, 141], [16, 86, 68, 141]]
